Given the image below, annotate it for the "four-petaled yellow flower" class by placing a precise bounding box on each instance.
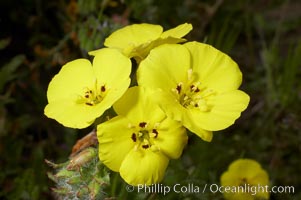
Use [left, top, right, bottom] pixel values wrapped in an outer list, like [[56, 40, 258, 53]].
[[89, 23, 192, 63], [137, 42, 250, 141], [44, 48, 131, 128], [221, 159, 270, 200], [97, 86, 187, 186]]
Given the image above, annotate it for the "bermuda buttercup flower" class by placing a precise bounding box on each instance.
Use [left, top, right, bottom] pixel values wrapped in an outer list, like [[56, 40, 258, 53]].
[[89, 23, 192, 63], [220, 159, 270, 200], [44, 48, 131, 128], [97, 86, 187, 186], [137, 42, 250, 141]]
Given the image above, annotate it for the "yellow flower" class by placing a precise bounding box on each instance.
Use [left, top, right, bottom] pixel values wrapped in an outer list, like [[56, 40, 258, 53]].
[[44, 48, 131, 128], [97, 86, 187, 186], [89, 23, 192, 63], [137, 42, 250, 142], [220, 159, 270, 200]]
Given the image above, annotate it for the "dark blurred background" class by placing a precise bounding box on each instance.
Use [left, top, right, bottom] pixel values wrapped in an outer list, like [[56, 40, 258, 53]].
[[0, 0, 300, 199]]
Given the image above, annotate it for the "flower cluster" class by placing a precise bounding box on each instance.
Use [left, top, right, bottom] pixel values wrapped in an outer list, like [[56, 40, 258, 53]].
[[45, 23, 250, 186]]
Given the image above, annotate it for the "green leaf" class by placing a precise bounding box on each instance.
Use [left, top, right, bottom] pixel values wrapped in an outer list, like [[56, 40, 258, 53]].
[[0, 54, 25, 93]]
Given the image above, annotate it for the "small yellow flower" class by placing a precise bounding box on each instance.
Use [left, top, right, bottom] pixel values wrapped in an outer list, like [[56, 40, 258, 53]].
[[89, 23, 192, 63], [97, 86, 187, 186], [44, 48, 131, 128], [220, 159, 270, 200], [137, 42, 250, 141]]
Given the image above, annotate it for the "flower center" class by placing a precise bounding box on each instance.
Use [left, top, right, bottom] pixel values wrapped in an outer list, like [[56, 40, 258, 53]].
[[77, 81, 107, 106], [239, 177, 248, 186], [129, 122, 160, 151], [172, 69, 216, 111]]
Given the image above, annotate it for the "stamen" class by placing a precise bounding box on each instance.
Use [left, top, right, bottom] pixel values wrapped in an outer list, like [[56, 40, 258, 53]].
[[80, 84, 105, 106], [171, 88, 178, 93], [176, 84, 182, 94], [143, 138, 149, 144], [187, 69, 193, 80], [129, 123, 161, 151], [131, 133, 136, 142], [101, 85, 106, 92], [153, 123, 160, 129], [128, 123, 134, 129], [139, 122, 147, 128], [152, 129, 158, 138]]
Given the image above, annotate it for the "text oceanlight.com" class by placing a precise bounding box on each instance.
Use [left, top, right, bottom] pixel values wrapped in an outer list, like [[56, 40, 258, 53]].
[[126, 183, 295, 196]]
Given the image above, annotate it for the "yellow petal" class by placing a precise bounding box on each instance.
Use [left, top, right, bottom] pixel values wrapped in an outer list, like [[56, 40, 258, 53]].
[[130, 37, 186, 63], [91, 48, 131, 114], [104, 24, 163, 56], [184, 41, 242, 92], [119, 148, 169, 186], [97, 116, 135, 172], [113, 86, 166, 123], [182, 111, 213, 142], [150, 89, 185, 121], [227, 159, 267, 181], [92, 48, 131, 88], [137, 44, 191, 91], [150, 90, 213, 142], [88, 49, 103, 57], [47, 59, 94, 102], [161, 23, 193, 38], [188, 90, 250, 131], [153, 117, 187, 159], [44, 100, 96, 128]]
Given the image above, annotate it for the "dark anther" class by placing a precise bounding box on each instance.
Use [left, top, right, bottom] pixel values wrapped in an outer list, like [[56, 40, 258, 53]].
[[176, 85, 182, 93], [131, 133, 136, 142], [85, 94, 89, 98], [142, 144, 149, 149], [190, 85, 200, 92], [89, 90, 92, 94], [194, 103, 199, 107], [85, 102, 93, 106], [139, 122, 147, 128], [101, 85, 106, 92], [152, 129, 158, 138]]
